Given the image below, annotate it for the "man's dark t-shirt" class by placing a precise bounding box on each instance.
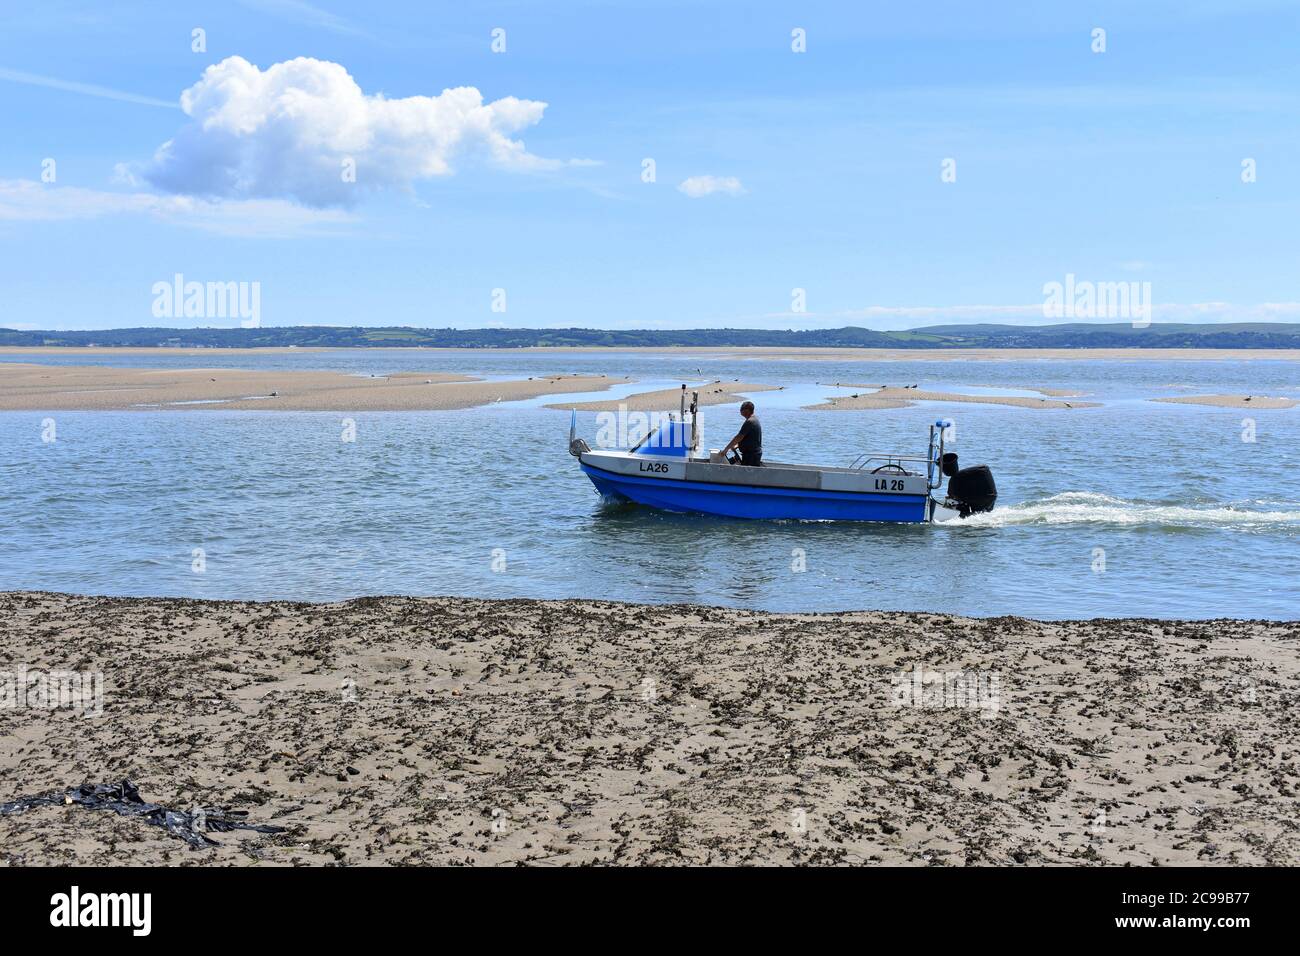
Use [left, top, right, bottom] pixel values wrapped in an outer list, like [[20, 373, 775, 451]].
[[737, 416, 762, 466]]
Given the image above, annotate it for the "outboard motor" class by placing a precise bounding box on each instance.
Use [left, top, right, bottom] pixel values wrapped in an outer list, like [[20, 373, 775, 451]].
[[940, 453, 997, 517]]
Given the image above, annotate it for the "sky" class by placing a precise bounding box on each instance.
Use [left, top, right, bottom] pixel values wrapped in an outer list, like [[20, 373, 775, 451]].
[[0, 0, 1297, 331]]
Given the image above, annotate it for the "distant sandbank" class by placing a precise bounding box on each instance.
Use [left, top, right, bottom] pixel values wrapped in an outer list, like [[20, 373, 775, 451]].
[[0, 363, 627, 411], [6, 362, 1296, 416], [1151, 394, 1297, 410], [806, 385, 1099, 411], [550, 380, 781, 412]]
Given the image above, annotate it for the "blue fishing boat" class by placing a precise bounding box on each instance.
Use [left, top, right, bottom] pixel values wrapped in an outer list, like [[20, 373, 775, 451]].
[[568, 387, 997, 523]]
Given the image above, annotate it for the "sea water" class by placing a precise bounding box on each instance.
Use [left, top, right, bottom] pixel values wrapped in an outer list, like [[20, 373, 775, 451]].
[[1, 351, 1296, 619]]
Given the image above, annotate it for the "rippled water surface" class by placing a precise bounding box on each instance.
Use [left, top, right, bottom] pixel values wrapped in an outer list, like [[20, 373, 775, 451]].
[[1, 351, 1296, 619]]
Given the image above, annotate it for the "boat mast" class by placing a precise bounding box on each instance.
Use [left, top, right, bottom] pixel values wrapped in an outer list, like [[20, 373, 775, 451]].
[[690, 390, 699, 453]]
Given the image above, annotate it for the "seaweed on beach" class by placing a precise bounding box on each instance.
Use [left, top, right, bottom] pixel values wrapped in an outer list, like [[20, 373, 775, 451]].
[[0, 779, 288, 849]]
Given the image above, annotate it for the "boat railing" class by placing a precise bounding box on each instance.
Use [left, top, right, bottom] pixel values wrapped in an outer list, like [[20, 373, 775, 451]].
[[849, 453, 931, 472], [927, 419, 954, 491]]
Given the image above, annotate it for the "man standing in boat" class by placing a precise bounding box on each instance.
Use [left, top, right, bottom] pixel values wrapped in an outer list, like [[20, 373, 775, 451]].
[[723, 401, 762, 466]]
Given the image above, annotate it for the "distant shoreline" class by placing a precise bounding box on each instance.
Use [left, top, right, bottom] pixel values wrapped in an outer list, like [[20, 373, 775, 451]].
[[4, 345, 1300, 361], [5, 321, 1300, 353]]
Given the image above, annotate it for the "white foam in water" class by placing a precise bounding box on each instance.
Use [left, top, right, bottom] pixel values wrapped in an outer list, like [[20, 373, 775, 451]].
[[941, 491, 1300, 528]]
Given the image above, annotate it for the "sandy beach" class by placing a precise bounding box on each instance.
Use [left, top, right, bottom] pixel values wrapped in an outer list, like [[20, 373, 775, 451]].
[[1152, 394, 1298, 410], [0, 364, 626, 411], [1, 591, 1295, 867], [806, 386, 1099, 411]]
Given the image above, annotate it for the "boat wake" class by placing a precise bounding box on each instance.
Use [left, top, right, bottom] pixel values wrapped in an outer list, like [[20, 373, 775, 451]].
[[943, 491, 1300, 529]]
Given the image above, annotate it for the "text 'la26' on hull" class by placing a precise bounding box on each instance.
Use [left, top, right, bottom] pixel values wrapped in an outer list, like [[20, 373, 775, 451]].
[[581, 459, 932, 521]]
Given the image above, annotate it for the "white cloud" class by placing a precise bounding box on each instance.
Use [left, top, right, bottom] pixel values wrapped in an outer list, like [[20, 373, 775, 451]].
[[0, 179, 353, 238], [128, 56, 571, 208], [677, 175, 745, 198]]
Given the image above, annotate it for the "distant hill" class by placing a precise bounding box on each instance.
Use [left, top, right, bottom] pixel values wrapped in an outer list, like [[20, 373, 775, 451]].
[[3, 323, 1300, 350]]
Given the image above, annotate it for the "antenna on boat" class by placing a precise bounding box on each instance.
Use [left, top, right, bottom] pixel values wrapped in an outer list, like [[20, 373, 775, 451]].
[[679, 383, 686, 422], [689, 390, 700, 453]]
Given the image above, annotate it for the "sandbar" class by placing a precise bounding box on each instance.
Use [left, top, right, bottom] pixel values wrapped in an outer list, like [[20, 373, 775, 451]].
[[0, 363, 626, 411], [550, 380, 780, 412], [806, 386, 1099, 411], [1151, 394, 1296, 410]]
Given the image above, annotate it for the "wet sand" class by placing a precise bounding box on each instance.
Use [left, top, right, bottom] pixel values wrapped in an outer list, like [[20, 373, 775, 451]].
[[1152, 394, 1297, 410], [551, 381, 780, 412], [971, 385, 1087, 398], [806, 386, 1099, 411], [0, 364, 625, 411], [1, 591, 1295, 867]]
